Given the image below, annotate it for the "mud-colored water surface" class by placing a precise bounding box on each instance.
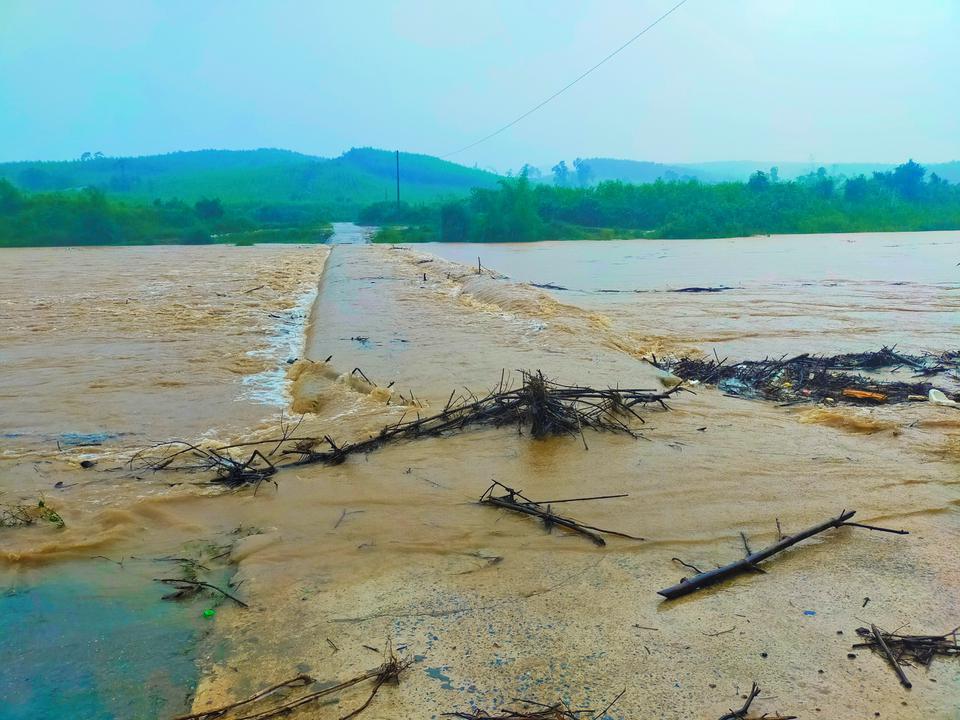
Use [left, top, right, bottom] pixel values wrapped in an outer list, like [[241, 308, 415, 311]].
[[1, 231, 958, 719]]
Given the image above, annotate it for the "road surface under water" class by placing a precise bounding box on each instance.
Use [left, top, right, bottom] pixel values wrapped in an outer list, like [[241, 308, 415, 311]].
[[0, 228, 957, 719]]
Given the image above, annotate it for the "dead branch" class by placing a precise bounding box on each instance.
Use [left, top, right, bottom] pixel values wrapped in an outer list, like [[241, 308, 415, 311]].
[[658, 510, 908, 600], [172, 675, 314, 720], [715, 682, 796, 720], [718, 682, 761, 719], [175, 647, 410, 720], [870, 623, 913, 688], [136, 370, 680, 486], [444, 689, 624, 719], [480, 481, 643, 546], [235, 653, 409, 720], [132, 441, 279, 488], [154, 578, 249, 608], [853, 624, 958, 685]]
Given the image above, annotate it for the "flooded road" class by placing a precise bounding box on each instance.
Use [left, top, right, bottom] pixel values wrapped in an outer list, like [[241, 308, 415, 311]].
[[427, 231, 960, 360], [1, 230, 958, 718]]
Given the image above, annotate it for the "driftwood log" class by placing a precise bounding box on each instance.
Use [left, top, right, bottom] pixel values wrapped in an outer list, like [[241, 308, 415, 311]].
[[658, 510, 907, 600]]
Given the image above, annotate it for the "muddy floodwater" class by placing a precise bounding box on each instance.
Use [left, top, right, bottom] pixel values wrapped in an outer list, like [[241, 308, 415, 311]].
[[1, 228, 958, 719]]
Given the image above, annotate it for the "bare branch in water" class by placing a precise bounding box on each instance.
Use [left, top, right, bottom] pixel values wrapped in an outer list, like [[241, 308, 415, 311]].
[[135, 370, 681, 486]]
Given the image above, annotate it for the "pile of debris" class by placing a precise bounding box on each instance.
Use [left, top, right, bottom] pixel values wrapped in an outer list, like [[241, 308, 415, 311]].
[[662, 347, 959, 405], [134, 371, 682, 486], [854, 624, 959, 688]]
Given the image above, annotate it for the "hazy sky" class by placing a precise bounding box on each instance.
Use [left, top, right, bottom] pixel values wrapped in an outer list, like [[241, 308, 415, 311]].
[[1, 0, 957, 170]]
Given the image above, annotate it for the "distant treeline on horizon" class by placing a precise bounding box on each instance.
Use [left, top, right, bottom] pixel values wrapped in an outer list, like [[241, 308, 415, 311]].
[[367, 159, 960, 243], [0, 147, 958, 246]]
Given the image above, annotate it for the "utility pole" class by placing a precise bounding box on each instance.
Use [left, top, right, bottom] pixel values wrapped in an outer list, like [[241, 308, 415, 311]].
[[395, 150, 400, 209]]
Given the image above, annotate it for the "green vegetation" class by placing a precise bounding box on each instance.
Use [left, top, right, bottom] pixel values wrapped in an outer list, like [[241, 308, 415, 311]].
[[568, 158, 960, 185], [2, 149, 957, 247], [1, 496, 65, 528], [0, 146, 501, 246], [677, 159, 960, 184], [0, 147, 500, 220], [0, 180, 332, 247], [371, 160, 960, 243]]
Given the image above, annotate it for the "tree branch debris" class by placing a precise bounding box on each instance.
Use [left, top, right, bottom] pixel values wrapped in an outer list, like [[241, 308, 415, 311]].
[[716, 682, 796, 720], [479, 480, 643, 546], [854, 623, 959, 688], [173, 646, 410, 720], [445, 688, 625, 720], [662, 346, 960, 404], [134, 371, 682, 486], [659, 510, 908, 600]]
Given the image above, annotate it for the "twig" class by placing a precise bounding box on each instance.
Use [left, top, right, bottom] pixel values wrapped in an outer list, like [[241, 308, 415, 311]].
[[528, 493, 629, 505], [703, 627, 736, 637], [871, 624, 912, 688], [229, 652, 410, 720], [672, 557, 704, 574], [718, 682, 760, 720], [842, 521, 909, 535], [172, 675, 313, 720], [154, 578, 249, 608], [592, 688, 626, 720]]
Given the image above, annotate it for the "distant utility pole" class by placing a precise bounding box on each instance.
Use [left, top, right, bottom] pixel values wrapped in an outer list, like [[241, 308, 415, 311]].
[[395, 150, 400, 209]]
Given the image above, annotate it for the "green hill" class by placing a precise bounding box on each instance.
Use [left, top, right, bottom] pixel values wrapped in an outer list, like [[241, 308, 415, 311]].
[[0, 147, 501, 219]]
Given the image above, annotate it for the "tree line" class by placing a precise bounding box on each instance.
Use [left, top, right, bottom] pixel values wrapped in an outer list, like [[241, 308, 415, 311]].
[[0, 180, 332, 247], [2, 159, 957, 247], [367, 160, 960, 243]]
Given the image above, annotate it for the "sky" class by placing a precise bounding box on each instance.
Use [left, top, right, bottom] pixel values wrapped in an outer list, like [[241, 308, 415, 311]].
[[0, 0, 957, 171]]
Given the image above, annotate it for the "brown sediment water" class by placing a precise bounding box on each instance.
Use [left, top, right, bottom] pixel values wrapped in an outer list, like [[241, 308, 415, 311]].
[[1, 231, 958, 718]]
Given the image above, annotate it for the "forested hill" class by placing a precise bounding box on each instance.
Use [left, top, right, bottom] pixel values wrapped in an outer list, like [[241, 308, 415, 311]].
[[0, 147, 501, 217]]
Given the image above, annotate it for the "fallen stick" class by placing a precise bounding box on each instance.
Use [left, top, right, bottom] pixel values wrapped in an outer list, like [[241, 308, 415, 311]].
[[172, 675, 313, 720], [716, 682, 796, 720], [482, 493, 605, 546], [178, 652, 409, 720], [853, 624, 959, 666], [718, 682, 760, 719], [480, 481, 643, 546], [871, 623, 913, 689], [528, 493, 629, 505], [658, 510, 906, 600], [444, 689, 624, 719], [154, 578, 249, 608]]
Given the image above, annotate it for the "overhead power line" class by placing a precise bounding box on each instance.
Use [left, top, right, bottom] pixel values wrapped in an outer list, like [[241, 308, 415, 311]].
[[441, 0, 690, 159]]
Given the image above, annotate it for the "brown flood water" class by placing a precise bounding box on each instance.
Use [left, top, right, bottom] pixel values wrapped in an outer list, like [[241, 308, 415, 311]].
[[1, 231, 958, 719]]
